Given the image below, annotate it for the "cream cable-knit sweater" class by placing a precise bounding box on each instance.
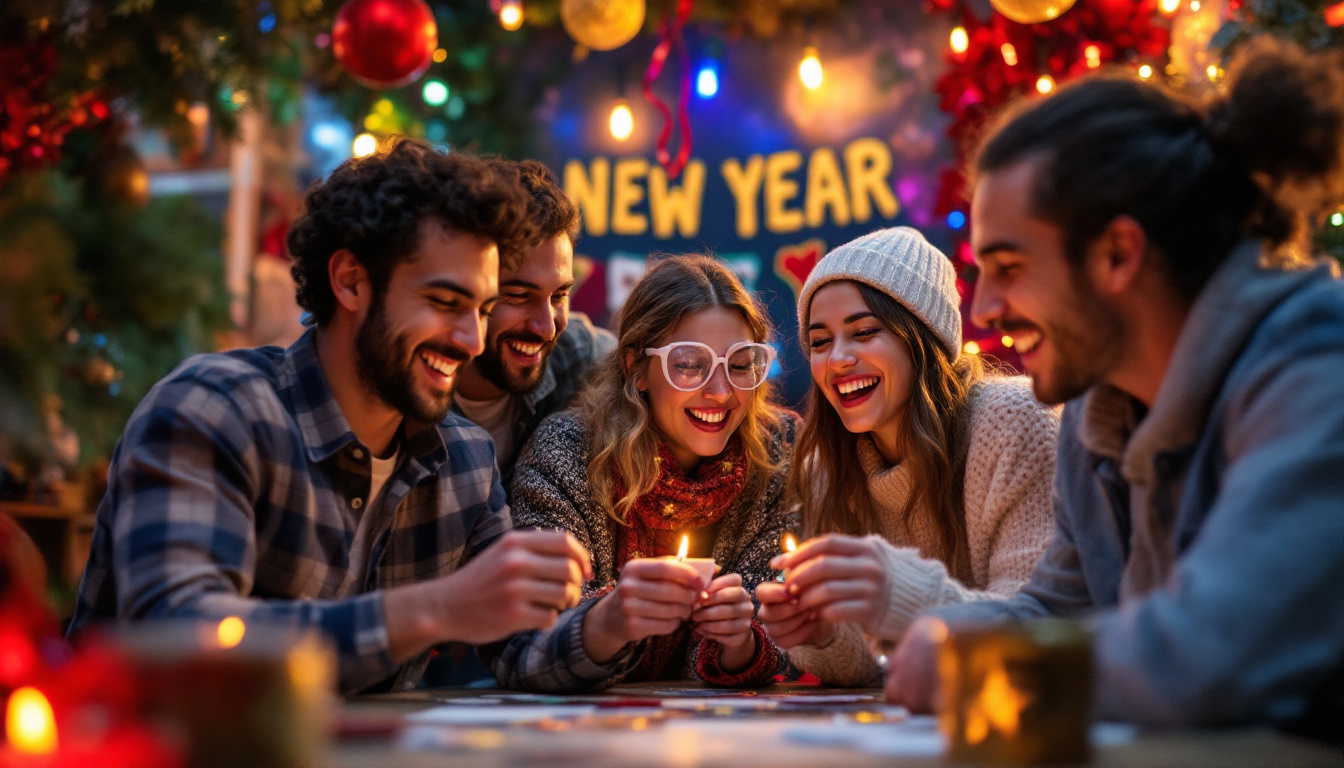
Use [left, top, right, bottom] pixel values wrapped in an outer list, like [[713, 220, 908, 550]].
[[785, 376, 1059, 686]]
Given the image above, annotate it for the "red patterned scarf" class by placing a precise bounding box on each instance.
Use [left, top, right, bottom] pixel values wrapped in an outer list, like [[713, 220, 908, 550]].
[[611, 436, 748, 567]]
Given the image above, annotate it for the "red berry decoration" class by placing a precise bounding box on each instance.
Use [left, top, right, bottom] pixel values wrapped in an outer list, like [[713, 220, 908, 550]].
[[331, 0, 438, 89]]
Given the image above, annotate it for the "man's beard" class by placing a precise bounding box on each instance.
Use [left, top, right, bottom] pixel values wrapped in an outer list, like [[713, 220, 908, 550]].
[[355, 293, 469, 422], [472, 329, 556, 396], [1009, 280, 1124, 406]]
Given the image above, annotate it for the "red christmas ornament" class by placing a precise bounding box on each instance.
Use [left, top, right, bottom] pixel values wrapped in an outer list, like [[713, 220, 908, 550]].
[[331, 0, 438, 89]]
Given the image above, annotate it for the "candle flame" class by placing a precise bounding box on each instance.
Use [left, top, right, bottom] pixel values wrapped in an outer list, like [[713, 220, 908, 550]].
[[217, 616, 246, 649], [783, 534, 797, 553], [964, 664, 1030, 745], [677, 535, 689, 560], [6, 686, 57, 755]]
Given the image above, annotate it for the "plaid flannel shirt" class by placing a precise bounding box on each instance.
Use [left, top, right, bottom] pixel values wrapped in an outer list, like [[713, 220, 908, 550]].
[[69, 329, 511, 692]]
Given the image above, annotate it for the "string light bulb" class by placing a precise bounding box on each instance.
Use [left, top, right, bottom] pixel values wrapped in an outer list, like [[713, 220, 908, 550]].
[[1331, 211, 1343, 226], [696, 64, 719, 98], [499, 0, 523, 31], [1159, 0, 1180, 12], [1084, 44, 1101, 68], [799, 46, 823, 90], [1190, 0, 1201, 10], [1035, 75, 1055, 94], [1206, 64, 1221, 80], [352, 132, 378, 157], [609, 99, 633, 141], [1138, 64, 1154, 79], [950, 26, 969, 55], [964, 341, 981, 356], [1000, 43, 1018, 67]]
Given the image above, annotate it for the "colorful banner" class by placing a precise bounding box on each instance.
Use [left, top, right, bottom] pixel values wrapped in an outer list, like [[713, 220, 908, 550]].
[[538, 2, 958, 404]]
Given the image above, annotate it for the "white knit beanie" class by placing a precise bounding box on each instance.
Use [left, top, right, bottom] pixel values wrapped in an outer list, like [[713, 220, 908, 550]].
[[796, 226, 962, 357]]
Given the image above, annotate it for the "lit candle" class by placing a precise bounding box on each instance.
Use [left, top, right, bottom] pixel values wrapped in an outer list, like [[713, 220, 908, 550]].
[[6, 686, 57, 756], [675, 534, 716, 589]]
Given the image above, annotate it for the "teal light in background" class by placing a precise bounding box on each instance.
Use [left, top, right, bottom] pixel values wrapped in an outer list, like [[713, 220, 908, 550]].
[[422, 80, 449, 107]]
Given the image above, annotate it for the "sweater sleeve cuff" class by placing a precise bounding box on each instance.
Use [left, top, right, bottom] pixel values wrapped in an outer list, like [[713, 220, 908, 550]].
[[563, 594, 641, 683], [696, 621, 779, 688], [868, 535, 953, 641]]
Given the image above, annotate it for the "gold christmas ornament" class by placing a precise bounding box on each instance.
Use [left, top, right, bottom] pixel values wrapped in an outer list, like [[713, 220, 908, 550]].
[[560, 0, 645, 51], [989, 0, 1077, 24]]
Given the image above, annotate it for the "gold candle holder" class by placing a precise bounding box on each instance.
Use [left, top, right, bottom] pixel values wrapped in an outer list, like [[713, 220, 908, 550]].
[[938, 618, 1093, 765], [113, 618, 336, 768]]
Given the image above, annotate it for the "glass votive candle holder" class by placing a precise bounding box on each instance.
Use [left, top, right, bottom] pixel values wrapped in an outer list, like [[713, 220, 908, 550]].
[[938, 618, 1093, 765], [110, 618, 336, 768]]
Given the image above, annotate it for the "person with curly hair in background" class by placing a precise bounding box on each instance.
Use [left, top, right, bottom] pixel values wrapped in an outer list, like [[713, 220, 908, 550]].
[[68, 139, 593, 694], [885, 39, 1344, 743]]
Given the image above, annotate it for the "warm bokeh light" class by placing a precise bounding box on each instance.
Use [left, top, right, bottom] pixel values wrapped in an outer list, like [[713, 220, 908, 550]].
[[217, 616, 246, 649], [1000, 43, 1018, 67], [964, 341, 981, 356], [6, 687, 57, 755], [608, 100, 633, 141], [783, 533, 797, 553], [1035, 75, 1055, 94], [1206, 64, 1220, 80], [799, 46, 823, 90], [1190, 0, 1201, 10], [1138, 64, 1154, 79], [1084, 44, 1101, 68], [499, 1, 523, 31], [950, 26, 969, 55], [363, 113, 382, 131], [432, 47, 448, 63], [353, 132, 378, 157], [1326, 1, 1344, 26], [677, 535, 689, 560], [1159, 0, 1181, 13], [1001, 335, 1014, 348]]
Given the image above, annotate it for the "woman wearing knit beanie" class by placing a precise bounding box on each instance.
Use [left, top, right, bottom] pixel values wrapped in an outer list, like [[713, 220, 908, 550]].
[[482, 255, 796, 692], [757, 226, 1059, 686]]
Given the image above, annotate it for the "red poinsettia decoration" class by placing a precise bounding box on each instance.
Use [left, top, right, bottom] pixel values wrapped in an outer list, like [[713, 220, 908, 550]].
[[0, 29, 112, 188]]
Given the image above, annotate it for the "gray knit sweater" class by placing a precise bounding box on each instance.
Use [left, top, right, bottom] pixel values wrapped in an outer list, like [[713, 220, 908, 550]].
[[786, 376, 1059, 686], [482, 409, 798, 691]]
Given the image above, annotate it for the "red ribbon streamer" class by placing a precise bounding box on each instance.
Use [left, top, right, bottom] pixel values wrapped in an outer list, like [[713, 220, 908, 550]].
[[642, 0, 694, 180]]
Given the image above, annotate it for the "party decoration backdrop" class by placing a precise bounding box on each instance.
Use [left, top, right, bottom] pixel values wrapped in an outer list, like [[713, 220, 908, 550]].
[[537, 3, 958, 404]]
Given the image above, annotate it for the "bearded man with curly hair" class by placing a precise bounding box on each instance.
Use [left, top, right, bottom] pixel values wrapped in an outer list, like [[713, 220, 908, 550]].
[[70, 139, 593, 693]]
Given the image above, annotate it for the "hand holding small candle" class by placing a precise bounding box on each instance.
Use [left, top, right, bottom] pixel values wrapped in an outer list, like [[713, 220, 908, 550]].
[[580, 536, 708, 665]]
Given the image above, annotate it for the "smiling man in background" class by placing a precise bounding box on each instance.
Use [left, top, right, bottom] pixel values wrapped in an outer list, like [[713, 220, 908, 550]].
[[452, 159, 615, 485]]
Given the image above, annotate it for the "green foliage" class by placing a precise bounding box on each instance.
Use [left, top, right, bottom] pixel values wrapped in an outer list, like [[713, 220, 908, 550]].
[[0, 172, 230, 471]]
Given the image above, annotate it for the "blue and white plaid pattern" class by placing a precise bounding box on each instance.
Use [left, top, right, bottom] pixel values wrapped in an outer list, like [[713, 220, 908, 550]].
[[69, 329, 511, 692]]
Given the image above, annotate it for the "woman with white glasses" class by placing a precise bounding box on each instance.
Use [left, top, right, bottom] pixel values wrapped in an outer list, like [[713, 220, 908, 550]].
[[483, 254, 796, 692]]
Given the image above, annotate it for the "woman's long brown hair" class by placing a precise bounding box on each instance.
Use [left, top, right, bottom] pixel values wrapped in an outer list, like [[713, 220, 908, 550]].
[[575, 254, 784, 525], [791, 282, 982, 578]]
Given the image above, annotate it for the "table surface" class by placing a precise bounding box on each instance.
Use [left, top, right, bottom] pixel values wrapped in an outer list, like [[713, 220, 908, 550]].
[[330, 683, 1344, 768]]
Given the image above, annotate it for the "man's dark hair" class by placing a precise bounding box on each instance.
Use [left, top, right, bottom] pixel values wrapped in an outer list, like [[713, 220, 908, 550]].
[[287, 138, 537, 324], [973, 37, 1344, 297], [510, 158, 580, 246]]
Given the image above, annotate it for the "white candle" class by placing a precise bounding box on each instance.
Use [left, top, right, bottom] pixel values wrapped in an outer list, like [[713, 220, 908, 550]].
[[676, 534, 716, 589]]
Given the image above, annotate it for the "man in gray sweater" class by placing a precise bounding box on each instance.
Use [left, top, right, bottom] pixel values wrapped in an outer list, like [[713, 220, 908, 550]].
[[885, 39, 1344, 743]]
